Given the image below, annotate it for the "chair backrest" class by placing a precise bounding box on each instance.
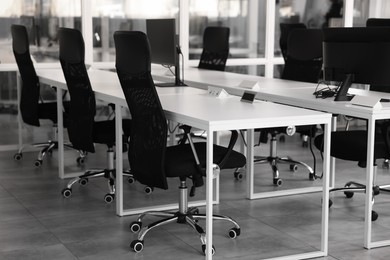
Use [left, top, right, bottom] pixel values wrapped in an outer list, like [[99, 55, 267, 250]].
[[279, 23, 307, 61], [366, 18, 390, 93], [11, 24, 40, 126], [281, 28, 323, 83], [367, 18, 390, 27], [198, 26, 230, 71], [58, 27, 96, 153], [114, 31, 168, 190]]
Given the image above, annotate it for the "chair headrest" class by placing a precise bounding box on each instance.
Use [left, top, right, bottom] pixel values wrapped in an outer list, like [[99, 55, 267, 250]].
[[114, 31, 151, 75], [11, 24, 29, 54], [287, 29, 323, 60], [58, 27, 85, 63], [203, 26, 230, 53]]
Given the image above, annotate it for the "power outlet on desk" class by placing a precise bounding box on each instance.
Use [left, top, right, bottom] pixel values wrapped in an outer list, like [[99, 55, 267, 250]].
[[238, 80, 260, 90], [207, 86, 230, 98], [240, 91, 256, 103]]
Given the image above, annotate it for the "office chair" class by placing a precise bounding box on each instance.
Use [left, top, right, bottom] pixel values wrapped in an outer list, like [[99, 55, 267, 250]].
[[366, 18, 390, 169], [242, 29, 323, 186], [11, 24, 76, 167], [198, 26, 230, 71], [58, 27, 133, 203], [279, 23, 306, 61], [114, 31, 246, 255], [314, 121, 390, 221]]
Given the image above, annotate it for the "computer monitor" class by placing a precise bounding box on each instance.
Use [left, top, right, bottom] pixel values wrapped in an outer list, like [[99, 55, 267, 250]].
[[323, 27, 390, 101], [146, 18, 183, 86]]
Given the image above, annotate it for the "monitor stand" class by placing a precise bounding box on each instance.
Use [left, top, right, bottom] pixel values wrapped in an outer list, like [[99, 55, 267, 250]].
[[155, 62, 187, 87], [334, 74, 355, 101]]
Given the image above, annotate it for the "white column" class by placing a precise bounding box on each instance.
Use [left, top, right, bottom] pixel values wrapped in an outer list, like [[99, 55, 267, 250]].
[[368, 0, 382, 18], [264, 0, 276, 78], [343, 0, 354, 27], [81, 0, 93, 64], [179, 0, 189, 68], [247, 0, 259, 75]]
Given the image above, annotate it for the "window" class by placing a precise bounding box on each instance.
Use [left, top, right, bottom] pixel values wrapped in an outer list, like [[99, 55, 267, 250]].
[[91, 0, 179, 62]]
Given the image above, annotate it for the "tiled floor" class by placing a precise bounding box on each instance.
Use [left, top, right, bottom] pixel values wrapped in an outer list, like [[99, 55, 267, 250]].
[[1, 117, 390, 259]]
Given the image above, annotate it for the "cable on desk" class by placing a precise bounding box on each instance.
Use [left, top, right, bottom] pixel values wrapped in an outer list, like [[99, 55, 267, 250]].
[[312, 80, 339, 99]]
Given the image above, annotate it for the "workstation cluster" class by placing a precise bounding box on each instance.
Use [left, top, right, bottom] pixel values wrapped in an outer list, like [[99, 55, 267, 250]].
[[5, 16, 390, 260]]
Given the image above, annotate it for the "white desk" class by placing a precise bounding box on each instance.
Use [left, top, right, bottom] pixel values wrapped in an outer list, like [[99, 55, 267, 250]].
[[160, 67, 390, 250], [258, 86, 390, 250], [34, 68, 331, 260]]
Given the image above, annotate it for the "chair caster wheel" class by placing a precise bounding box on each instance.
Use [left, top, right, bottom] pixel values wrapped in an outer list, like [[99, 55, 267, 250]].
[[34, 159, 43, 168], [127, 176, 135, 184], [202, 244, 215, 255], [234, 171, 243, 180], [228, 227, 241, 239], [130, 240, 144, 253], [129, 221, 142, 233], [14, 153, 22, 161], [61, 188, 72, 198], [104, 193, 115, 203], [290, 164, 298, 172], [78, 178, 88, 186], [309, 172, 315, 180], [372, 211, 378, 221], [144, 186, 154, 194], [76, 157, 85, 165], [302, 141, 308, 148], [344, 191, 354, 198], [273, 178, 283, 186]]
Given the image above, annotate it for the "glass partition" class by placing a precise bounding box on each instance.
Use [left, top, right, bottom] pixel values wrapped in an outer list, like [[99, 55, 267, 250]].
[[189, 0, 266, 61], [0, 0, 81, 64], [274, 0, 344, 78], [92, 0, 179, 62]]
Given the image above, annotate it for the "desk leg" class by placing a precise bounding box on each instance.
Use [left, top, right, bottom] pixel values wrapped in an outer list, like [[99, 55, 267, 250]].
[[115, 104, 123, 216], [57, 88, 65, 179], [321, 121, 330, 254], [246, 129, 254, 199], [168, 120, 178, 146], [364, 119, 375, 249], [330, 116, 337, 189], [206, 130, 214, 260], [17, 74, 23, 150]]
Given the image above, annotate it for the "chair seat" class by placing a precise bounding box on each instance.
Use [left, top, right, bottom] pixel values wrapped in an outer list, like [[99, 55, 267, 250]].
[[37, 101, 71, 124], [92, 119, 131, 145], [165, 142, 246, 179], [314, 130, 389, 163], [37, 102, 59, 123]]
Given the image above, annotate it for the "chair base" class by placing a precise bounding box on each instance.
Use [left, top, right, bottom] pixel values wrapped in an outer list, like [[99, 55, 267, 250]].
[[329, 166, 390, 221], [61, 147, 133, 203], [14, 140, 78, 168], [254, 155, 315, 186], [129, 181, 240, 255], [254, 133, 315, 186]]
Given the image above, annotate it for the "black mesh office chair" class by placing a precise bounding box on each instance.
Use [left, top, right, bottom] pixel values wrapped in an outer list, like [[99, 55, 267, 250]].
[[198, 26, 230, 71], [58, 27, 132, 203], [279, 23, 307, 61], [314, 121, 390, 221], [114, 31, 246, 255], [247, 29, 323, 186], [11, 24, 76, 167]]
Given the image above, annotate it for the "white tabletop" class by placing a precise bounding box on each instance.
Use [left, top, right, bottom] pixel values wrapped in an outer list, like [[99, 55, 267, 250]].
[[37, 68, 206, 106]]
